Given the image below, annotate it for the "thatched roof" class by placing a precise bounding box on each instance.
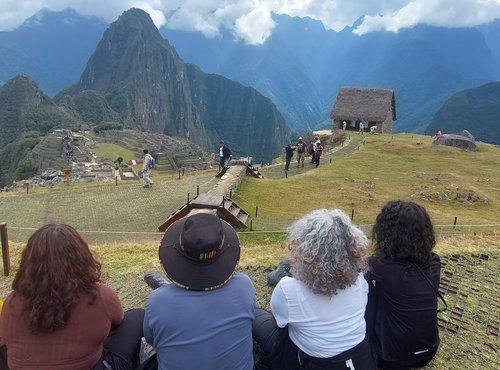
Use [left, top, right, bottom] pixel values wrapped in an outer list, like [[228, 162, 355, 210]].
[[330, 87, 396, 122]]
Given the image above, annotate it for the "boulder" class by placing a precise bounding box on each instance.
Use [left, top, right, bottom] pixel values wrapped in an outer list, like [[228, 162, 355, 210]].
[[433, 130, 476, 151]]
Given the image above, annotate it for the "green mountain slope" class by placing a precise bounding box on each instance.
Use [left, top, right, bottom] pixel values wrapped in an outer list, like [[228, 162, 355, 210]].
[[0, 75, 79, 186], [61, 8, 290, 162], [425, 82, 500, 144]]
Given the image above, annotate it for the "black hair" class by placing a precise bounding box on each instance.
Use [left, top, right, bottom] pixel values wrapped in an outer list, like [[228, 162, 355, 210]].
[[372, 200, 435, 266], [143, 149, 149, 154]]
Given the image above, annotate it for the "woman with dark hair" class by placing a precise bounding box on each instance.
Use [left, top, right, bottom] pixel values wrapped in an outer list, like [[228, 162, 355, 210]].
[[0, 223, 144, 370], [253, 209, 375, 370], [366, 200, 442, 370]]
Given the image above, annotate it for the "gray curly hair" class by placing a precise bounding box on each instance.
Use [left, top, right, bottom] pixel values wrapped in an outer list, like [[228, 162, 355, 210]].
[[287, 209, 368, 296]]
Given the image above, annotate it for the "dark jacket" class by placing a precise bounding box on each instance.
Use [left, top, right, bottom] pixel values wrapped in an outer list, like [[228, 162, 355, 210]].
[[365, 254, 441, 368], [221, 146, 232, 159]]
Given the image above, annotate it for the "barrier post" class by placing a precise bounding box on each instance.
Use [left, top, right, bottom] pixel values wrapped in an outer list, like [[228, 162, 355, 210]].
[[351, 209, 355, 221], [255, 206, 258, 218], [178, 170, 181, 180], [0, 223, 10, 276], [187, 193, 190, 203], [250, 220, 253, 232], [197, 185, 200, 196], [453, 217, 458, 229]]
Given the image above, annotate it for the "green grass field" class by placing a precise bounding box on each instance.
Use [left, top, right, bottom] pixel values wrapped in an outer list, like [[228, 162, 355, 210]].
[[92, 142, 140, 163], [0, 133, 498, 369]]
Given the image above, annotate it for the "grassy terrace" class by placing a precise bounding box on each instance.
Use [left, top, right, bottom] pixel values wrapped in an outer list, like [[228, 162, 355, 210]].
[[0, 134, 498, 369]]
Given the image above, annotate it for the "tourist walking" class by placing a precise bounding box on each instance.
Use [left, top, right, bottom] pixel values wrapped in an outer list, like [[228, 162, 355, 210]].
[[358, 121, 364, 134], [296, 137, 306, 167], [310, 136, 320, 163], [219, 140, 232, 168], [314, 141, 323, 167], [342, 121, 347, 131], [142, 149, 154, 188], [284, 144, 295, 171]]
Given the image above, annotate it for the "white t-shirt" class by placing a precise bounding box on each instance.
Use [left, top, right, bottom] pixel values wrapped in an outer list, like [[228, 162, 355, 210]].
[[271, 274, 368, 358]]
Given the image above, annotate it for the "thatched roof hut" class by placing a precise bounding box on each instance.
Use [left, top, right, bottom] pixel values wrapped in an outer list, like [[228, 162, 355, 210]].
[[330, 87, 396, 133]]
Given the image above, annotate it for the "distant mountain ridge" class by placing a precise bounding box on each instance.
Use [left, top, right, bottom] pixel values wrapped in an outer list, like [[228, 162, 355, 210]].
[[59, 8, 290, 160], [0, 9, 291, 186], [162, 14, 498, 133], [1, 9, 500, 136], [425, 82, 500, 145], [0, 9, 107, 95]]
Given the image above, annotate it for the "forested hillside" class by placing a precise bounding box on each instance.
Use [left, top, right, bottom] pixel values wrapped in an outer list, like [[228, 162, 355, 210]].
[[426, 82, 500, 144], [0, 75, 79, 187]]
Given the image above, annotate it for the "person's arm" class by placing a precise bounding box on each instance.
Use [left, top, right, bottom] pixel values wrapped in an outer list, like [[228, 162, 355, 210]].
[[270, 281, 290, 328], [143, 305, 154, 346], [364, 257, 379, 337], [100, 284, 124, 327]]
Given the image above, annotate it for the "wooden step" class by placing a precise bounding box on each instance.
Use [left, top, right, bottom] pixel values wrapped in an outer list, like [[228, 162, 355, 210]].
[[227, 205, 241, 218], [236, 212, 249, 225], [158, 193, 249, 231], [246, 164, 263, 178]]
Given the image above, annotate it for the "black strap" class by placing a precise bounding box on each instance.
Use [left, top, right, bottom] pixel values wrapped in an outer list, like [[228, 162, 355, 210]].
[[414, 263, 447, 313]]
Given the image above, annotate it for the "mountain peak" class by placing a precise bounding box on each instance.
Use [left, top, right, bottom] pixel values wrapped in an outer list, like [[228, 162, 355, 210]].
[[64, 8, 289, 161], [114, 8, 158, 32], [74, 7, 178, 93]]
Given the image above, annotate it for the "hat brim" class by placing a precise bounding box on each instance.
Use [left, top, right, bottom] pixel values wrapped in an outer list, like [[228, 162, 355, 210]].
[[159, 217, 240, 291]]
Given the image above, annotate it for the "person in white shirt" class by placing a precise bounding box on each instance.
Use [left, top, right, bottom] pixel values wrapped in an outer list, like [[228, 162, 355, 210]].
[[253, 209, 375, 370], [142, 149, 154, 188], [358, 121, 365, 134]]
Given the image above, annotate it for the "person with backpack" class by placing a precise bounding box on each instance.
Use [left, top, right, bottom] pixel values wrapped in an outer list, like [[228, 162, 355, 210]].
[[310, 136, 320, 164], [142, 149, 155, 188], [296, 137, 306, 167]]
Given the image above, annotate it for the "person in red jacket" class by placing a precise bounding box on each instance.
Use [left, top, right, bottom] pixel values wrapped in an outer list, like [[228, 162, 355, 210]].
[[0, 223, 144, 370]]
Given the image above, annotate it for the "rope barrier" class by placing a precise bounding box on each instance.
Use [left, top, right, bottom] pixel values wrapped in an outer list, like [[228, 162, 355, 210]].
[[7, 223, 500, 236]]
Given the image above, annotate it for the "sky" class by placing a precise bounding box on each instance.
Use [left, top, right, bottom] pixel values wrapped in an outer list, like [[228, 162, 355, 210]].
[[1, 0, 500, 44]]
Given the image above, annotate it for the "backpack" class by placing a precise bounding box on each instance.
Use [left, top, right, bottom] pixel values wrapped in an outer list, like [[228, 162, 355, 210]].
[[148, 156, 156, 169]]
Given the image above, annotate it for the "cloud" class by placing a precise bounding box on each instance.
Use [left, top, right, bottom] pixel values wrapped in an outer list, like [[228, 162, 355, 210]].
[[234, 6, 276, 44], [353, 0, 500, 35], [1, 0, 500, 44]]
